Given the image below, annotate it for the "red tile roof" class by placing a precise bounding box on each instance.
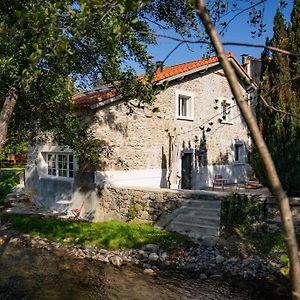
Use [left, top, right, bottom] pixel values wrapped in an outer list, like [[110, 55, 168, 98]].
[[73, 88, 118, 106], [73, 52, 239, 107]]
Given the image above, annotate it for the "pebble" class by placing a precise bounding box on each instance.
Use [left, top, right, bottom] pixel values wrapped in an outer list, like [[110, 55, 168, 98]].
[[144, 268, 156, 276], [143, 244, 159, 253], [110, 255, 123, 267], [201, 236, 217, 248], [148, 253, 159, 262], [216, 255, 225, 264], [200, 273, 207, 280]]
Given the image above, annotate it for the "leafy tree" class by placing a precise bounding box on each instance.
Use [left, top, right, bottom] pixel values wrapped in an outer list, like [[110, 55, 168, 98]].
[[255, 8, 300, 195], [0, 0, 198, 166]]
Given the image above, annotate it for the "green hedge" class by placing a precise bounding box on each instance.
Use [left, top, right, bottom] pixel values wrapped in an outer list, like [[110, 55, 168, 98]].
[[221, 193, 268, 227]]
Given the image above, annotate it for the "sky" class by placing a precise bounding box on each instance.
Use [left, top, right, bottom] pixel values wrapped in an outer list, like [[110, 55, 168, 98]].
[[132, 0, 294, 73]]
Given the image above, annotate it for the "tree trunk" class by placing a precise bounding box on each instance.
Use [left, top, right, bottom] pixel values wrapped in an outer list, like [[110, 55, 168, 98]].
[[0, 87, 17, 153], [194, 1, 300, 299]]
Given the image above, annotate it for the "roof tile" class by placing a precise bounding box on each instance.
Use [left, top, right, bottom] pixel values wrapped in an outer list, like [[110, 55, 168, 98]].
[[74, 53, 235, 106]]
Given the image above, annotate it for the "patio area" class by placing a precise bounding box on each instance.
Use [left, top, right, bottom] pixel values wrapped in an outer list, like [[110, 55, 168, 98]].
[[202, 183, 272, 197]]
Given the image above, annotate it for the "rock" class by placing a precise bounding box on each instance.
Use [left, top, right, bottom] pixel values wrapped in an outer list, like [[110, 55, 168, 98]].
[[143, 244, 159, 253], [138, 250, 149, 259], [210, 274, 223, 279], [144, 268, 156, 276], [225, 257, 238, 264], [110, 255, 123, 267], [160, 252, 168, 261], [201, 236, 217, 248], [9, 237, 20, 245], [200, 273, 207, 280], [242, 258, 251, 266], [216, 255, 225, 264], [98, 255, 109, 263], [99, 249, 108, 255], [148, 253, 159, 262]]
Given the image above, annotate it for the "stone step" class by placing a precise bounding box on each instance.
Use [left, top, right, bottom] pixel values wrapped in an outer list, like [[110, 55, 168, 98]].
[[183, 199, 221, 209], [173, 215, 220, 227], [179, 206, 220, 217], [167, 221, 219, 238]]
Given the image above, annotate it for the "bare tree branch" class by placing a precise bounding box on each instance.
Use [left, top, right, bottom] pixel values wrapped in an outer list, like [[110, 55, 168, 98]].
[[218, 0, 267, 35], [194, 1, 300, 299], [259, 95, 300, 119], [138, 31, 300, 57]]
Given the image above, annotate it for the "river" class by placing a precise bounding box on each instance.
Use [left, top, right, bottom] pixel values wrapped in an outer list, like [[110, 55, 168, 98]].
[[0, 244, 290, 300]]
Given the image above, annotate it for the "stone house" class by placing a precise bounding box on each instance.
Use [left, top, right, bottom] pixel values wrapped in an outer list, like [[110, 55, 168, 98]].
[[25, 52, 257, 214]]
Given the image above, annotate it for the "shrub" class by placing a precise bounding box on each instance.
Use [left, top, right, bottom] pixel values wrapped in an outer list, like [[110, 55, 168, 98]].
[[221, 193, 268, 228], [0, 174, 19, 204], [127, 199, 138, 222]]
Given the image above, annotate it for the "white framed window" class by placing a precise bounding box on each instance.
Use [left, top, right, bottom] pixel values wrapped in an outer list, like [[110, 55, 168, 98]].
[[46, 153, 74, 178], [176, 90, 194, 120]]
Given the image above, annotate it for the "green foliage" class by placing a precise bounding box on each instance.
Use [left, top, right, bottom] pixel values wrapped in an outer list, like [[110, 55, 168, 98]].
[[279, 254, 290, 276], [0, 0, 200, 167], [1, 213, 192, 250], [221, 193, 268, 227], [127, 200, 139, 222], [0, 174, 19, 204], [254, 6, 300, 195]]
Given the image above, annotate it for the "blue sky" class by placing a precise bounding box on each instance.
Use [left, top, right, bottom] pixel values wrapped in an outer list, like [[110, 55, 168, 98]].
[[133, 1, 293, 73]]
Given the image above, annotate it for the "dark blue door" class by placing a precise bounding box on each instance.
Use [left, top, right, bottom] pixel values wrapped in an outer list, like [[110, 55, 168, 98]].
[[181, 153, 192, 189]]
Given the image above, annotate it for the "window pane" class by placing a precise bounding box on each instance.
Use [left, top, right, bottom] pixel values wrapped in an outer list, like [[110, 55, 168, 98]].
[[59, 169, 67, 177], [48, 154, 57, 176], [178, 95, 190, 117], [68, 155, 74, 178], [182, 98, 187, 116], [58, 155, 67, 177]]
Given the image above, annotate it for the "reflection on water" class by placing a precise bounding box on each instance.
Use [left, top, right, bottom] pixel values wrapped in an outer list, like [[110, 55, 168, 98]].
[[0, 244, 290, 300]]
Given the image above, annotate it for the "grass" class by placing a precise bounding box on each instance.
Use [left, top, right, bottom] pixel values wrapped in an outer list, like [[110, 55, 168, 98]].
[[0, 165, 25, 172], [239, 225, 287, 259], [1, 213, 192, 250], [0, 174, 20, 204]]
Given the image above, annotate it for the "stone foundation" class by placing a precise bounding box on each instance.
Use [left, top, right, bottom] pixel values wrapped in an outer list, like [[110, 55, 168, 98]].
[[97, 187, 220, 222]]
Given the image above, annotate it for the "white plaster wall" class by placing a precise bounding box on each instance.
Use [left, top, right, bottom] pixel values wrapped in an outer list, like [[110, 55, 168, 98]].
[[95, 168, 167, 188]]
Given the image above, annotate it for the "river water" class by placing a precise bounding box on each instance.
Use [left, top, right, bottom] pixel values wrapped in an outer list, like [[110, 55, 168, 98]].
[[0, 244, 290, 300]]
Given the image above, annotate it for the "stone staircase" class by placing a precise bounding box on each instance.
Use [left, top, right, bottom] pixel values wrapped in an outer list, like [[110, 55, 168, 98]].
[[164, 194, 221, 239]]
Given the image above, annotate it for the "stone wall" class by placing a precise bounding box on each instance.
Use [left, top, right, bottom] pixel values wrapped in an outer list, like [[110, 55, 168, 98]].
[[96, 186, 220, 222], [86, 66, 252, 189], [89, 67, 250, 170]]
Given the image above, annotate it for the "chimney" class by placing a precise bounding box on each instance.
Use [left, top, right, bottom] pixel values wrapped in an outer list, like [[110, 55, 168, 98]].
[[241, 54, 250, 65]]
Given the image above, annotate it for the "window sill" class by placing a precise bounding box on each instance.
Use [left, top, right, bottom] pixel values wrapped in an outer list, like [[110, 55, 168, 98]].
[[40, 175, 74, 182], [220, 121, 234, 125], [176, 116, 194, 121]]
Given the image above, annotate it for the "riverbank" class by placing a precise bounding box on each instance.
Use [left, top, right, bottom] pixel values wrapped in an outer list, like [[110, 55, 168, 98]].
[[0, 243, 290, 300], [0, 213, 289, 284]]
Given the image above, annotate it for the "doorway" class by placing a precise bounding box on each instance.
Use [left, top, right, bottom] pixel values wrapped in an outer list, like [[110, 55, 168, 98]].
[[181, 152, 192, 189]]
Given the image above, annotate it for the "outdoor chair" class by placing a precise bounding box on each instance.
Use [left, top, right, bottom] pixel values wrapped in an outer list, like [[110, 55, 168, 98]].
[[67, 200, 85, 219], [212, 174, 226, 191]]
